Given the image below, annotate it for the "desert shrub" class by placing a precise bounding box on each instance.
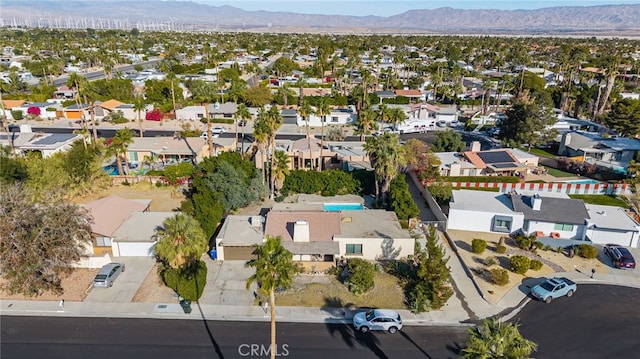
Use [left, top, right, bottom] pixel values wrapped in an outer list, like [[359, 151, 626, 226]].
[[495, 245, 507, 254], [509, 255, 531, 275], [577, 244, 598, 259], [529, 259, 543, 271], [534, 241, 544, 250], [543, 245, 552, 251], [345, 258, 375, 296], [484, 256, 497, 267], [515, 234, 536, 251], [471, 239, 487, 254], [161, 260, 207, 301], [489, 268, 510, 286]]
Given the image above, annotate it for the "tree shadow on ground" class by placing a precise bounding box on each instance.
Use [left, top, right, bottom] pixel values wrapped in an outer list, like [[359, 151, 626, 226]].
[[196, 302, 225, 358], [324, 321, 389, 358], [455, 240, 472, 253], [446, 340, 465, 357], [400, 330, 434, 358], [321, 296, 356, 317]]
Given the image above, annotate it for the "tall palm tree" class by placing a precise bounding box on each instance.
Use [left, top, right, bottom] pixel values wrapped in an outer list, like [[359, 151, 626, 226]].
[[235, 103, 251, 156], [155, 213, 208, 269], [461, 318, 537, 359], [272, 150, 290, 196], [358, 107, 376, 141], [246, 236, 301, 359], [107, 128, 135, 176], [364, 133, 407, 205], [375, 103, 392, 131], [0, 91, 14, 153], [253, 107, 271, 183], [133, 96, 146, 138], [386, 107, 406, 131], [266, 106, 284, 199], [298, 101, 315, 170], [315, 99, 331, 171]]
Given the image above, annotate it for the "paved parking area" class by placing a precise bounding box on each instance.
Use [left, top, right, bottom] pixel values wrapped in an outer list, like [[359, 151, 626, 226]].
[[84, 257, 155, 303], [199, 260, 256, 306]]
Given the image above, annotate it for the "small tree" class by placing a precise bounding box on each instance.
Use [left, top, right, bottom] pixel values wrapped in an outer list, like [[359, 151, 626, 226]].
[[345, 258, 375, 296], [509, 255, 531, 275]]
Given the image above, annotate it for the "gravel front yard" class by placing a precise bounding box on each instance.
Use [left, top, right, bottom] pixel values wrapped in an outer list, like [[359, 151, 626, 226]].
[[0, 268, 98, 302]]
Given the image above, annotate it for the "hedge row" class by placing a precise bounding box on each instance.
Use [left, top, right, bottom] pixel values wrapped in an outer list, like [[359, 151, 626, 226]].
[[444, 176, 520, 183]]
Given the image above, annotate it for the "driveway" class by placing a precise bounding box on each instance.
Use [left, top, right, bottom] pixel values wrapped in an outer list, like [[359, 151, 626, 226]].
[[84, 257, 155, 303], [199, 260, 256, 306]]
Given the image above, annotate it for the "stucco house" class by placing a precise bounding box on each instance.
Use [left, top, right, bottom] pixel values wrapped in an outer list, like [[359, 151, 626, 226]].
[[558, 131, 640, 174], [215, 195, 414, 263], [18, 132, 83, 158], [296, 106, 357, 127], [175, 105, 206, 121], [126, 136, 208, 164], [111, 211, 175, 257], [447, 189, 639, 247], [82, 196, 151, 256], [435, 147, 534, 177]]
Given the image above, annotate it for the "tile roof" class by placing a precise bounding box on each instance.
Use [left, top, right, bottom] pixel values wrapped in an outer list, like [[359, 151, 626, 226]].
[[302, 88, 331, 96], [99, 99, 125, 111], [395, 89, 422, 97], [2, 100, 25, 109]]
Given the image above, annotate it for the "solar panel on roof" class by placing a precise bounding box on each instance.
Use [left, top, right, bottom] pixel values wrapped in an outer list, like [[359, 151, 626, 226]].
[[477, 151, 513, 164], [492, 163, 518, 169], [32, 133, 76, 145]]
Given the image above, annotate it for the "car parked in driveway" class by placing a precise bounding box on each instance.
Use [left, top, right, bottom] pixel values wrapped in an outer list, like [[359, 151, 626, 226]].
[[604, 244, 636, 269], [353, 309, 402, 333], [93, 263, 125, 288], [530, 277, 577, 303]]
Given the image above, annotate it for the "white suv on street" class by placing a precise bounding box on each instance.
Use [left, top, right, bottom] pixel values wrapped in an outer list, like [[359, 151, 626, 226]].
[[353, 309, 403, 333]]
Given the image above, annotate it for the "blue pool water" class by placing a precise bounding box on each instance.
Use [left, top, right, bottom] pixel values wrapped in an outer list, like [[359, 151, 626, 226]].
[[562, 179, 600, 185], [102, 166, 119, 176], [323, 203, 364, 211]]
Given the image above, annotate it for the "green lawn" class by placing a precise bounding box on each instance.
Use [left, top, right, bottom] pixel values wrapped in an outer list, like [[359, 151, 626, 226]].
[[522, 147, 557, 158], [542, 165, 575, 178], [568, 194, 630, 208]]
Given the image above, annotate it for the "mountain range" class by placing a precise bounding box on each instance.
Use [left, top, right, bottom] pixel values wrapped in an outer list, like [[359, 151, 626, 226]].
[[2, 1, 640, 35]]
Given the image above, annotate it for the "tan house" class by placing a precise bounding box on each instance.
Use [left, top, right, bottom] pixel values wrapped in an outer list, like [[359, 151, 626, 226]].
[[126, 136, 208, 164]]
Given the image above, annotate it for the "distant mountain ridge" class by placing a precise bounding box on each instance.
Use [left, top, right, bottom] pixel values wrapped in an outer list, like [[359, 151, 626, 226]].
[[2, 1, 640, 34]]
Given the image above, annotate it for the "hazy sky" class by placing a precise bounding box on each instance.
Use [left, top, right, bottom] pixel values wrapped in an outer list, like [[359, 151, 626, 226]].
[[196, 1, 640, 16]]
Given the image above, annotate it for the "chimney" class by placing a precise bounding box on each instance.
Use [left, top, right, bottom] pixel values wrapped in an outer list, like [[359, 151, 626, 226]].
[[470, 141, 481, 152], [531, 194, 542, 211], [450, 162, 461, 176], [293, 220, 310, 242]]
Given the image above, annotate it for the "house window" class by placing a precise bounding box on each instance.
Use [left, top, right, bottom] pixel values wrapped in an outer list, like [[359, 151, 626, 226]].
[[197, 113, 203, 119], [554, 223, 574, 231], [346, 244, 363, 255], [331, 116, 339, 123], [492, 215, 512, 233], [96, 237, 112, 246]]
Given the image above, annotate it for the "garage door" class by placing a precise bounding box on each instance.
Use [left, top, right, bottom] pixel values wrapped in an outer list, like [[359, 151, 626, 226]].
[[223, 246, 256, 261], [591, 230, 634, 247], [117, 242, 156, 257]]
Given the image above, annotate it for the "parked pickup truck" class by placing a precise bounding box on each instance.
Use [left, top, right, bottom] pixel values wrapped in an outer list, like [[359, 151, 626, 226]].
[[530, 277, 577, 304]]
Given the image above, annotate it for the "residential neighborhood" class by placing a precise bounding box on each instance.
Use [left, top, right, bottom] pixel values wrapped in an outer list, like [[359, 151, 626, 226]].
[[2, 3, 640, 357]]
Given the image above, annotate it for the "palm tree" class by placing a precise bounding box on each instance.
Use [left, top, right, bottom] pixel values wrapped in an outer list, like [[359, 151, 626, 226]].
[[386, 107, 406, 131], [155, 213, 208, 269], [364, 133, 407, 205], [272, 150, 290, 196], [315, 98, 331, 171], [266, 106, 284, 199], [253, 107, 271, 183], [357, 107, 376, 141], [461, 318, 538, 359], [107, 128, 135, 176], [235, 103, 251, 156], [133, 96, 146, 138], [246, 236, 301, 359], [298, 101, 315, 170], [375, 103, 392, 131]]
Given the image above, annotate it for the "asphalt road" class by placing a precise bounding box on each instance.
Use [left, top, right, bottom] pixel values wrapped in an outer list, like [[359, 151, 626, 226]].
[[0, 316, 467, 359], [516, 284, 640, 359]]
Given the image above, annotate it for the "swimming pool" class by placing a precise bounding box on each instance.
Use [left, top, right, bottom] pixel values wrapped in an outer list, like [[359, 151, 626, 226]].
[[102, 165, 119, 176], [323, 203, 364, 211], [562, 179, 600, 185]]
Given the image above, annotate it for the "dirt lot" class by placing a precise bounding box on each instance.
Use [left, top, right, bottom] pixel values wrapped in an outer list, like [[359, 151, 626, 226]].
[[0, 268, 98, 302], [275, 271, 405, 309], [131, 263, 177, 303], [71, 181, 185, 212]]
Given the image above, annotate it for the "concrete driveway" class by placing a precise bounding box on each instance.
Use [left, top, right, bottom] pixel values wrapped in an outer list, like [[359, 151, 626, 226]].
[[199, 260, 256, 306], [84, 257, 155, 303]]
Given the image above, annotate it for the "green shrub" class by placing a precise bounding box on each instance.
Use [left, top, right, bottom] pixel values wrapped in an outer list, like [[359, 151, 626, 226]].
[[161, 260, 207, 301], [576, 244, 598, 259], [490, 268, 510, 286], [345, 258, 375, 296], [509, 255, 531, 275], [484, 256, 497, 267], [515, 234, 535, 251], [11, 110, 23, 121], [529, 259, 543, 271], [543, 245, 552, 251], [495, 245, 507, 254], [534, 241, 544, 250], [471, 239, 487, 254]]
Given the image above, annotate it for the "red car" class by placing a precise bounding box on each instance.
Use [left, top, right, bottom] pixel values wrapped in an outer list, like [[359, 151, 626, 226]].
[[604, 244, 636, 269]]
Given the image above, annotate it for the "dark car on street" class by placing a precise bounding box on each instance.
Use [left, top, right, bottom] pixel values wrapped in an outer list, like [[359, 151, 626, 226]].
[[604, 244, 636, 269]]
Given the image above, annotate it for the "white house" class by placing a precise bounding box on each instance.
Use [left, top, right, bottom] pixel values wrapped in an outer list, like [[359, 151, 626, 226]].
[[175, 105, 206, 121], [19, 133, 83, 158], [296, 106, 357, 127], [111, 211, 175, 257], [447, 189, 639, 247]]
